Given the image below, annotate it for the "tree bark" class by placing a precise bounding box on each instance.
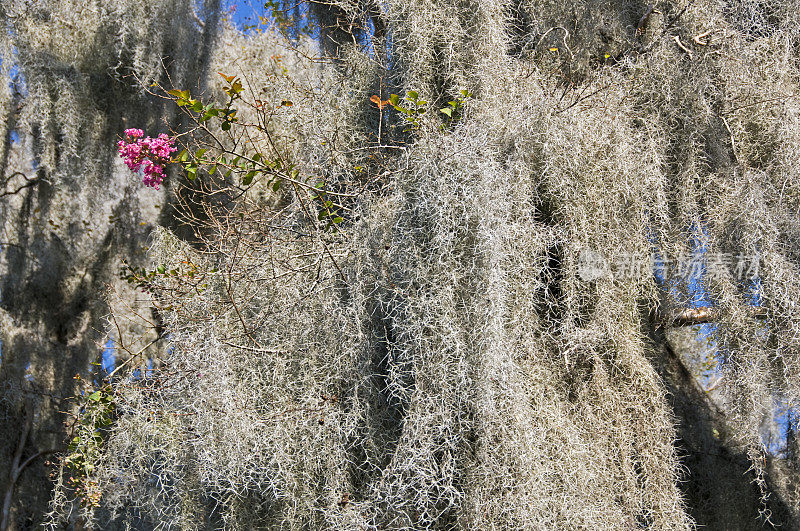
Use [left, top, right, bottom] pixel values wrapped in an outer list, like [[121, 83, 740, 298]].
[[646, 312, 796, 528]]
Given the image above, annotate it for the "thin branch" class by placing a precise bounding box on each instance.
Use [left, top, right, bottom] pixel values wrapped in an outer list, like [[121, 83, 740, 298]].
[[670, 306, 767, 327], [1, 400, 32, 531], [0, 172, 40, 198]]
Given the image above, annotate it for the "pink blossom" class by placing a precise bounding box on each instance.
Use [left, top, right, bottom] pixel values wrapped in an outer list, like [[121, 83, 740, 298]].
[[118, 129, 176, 190]]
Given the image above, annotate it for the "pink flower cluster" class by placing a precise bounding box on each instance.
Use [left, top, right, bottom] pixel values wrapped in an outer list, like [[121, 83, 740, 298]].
[[118, 128, 177, 190]]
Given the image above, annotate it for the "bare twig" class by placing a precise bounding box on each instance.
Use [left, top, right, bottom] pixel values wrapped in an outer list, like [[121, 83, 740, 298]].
[[673, 35, 693, 60]]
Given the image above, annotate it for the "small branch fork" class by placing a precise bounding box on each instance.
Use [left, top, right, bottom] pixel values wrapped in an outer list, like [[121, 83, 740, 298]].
[[0, 172, 40, 199], [1, 400, 59, 531]]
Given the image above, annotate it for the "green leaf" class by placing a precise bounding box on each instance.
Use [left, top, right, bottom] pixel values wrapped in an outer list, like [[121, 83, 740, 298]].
[[389, 94, 400, 106], [273, 180, 281, 192], [242, 171, 256, 186], [332, 216, 343, 224], [407, 90, 419, 101], [173, 90, 192, 106], [195, 148, 208, 160], [191, 100, 204, 112], [221, 121, 231, 131], [440, 107, 454, 118], [88, 391, 101, 402], [157, 265, 166, 274]]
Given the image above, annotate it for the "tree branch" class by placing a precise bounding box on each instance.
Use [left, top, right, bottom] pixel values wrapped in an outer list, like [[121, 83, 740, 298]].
[[1, 400, 32, 531], [0, 399, 60, 531], [0, 172, 40, 198], [670, 306, 767, 327]]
